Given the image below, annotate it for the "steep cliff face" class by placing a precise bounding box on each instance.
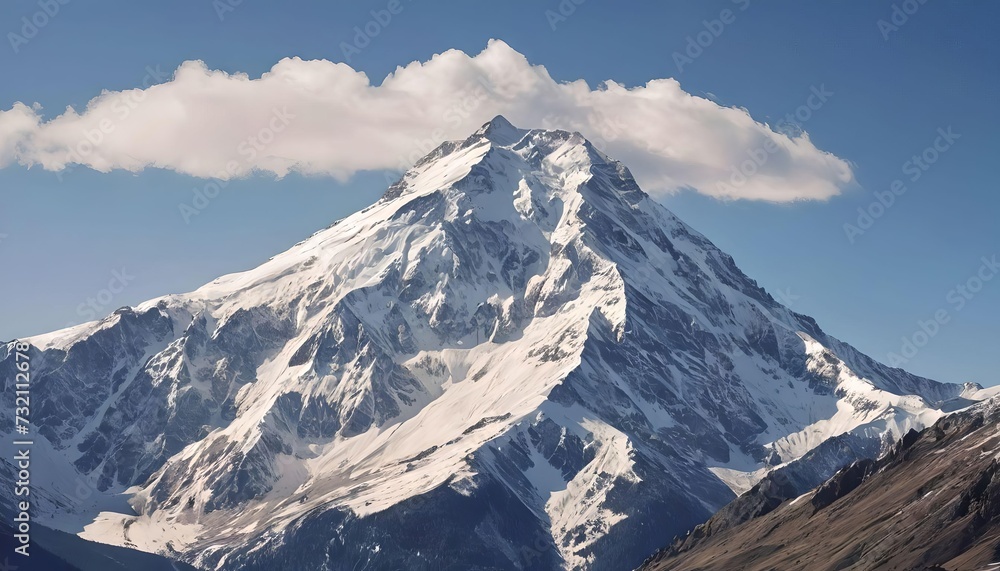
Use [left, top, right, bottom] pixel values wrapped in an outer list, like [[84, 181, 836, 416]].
[[1, 117, 979, 570]]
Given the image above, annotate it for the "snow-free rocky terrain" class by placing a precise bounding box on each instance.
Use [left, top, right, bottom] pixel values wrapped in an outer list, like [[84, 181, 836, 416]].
[[0, 117, 986, 570]]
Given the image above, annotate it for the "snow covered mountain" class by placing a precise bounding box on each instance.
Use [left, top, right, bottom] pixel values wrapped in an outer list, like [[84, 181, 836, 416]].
[[1, 116, 983, 570]]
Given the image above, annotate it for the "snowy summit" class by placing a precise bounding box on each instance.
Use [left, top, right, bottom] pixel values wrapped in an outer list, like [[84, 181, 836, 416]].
[[2, 116, 982, 571]]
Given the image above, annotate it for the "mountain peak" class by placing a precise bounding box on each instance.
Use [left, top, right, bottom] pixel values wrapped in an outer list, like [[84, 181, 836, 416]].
[[7, 117, 980, 571], [474, 114, 527, 145]]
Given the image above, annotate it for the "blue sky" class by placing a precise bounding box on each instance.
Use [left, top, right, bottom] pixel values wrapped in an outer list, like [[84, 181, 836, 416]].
[[0, 0, 997, 386]]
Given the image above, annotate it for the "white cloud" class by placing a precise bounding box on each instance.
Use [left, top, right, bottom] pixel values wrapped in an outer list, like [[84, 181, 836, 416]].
[[0, 40, 853, 202]]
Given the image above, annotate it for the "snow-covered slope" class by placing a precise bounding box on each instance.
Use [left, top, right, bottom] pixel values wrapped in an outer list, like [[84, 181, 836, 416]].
[[0, 116, 982, 570]]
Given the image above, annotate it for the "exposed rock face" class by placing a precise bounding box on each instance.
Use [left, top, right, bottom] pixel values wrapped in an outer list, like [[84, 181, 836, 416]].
[[0, 116, 981, 570], [809, 457, 876, 512], [641, 399, 1000, 571]]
